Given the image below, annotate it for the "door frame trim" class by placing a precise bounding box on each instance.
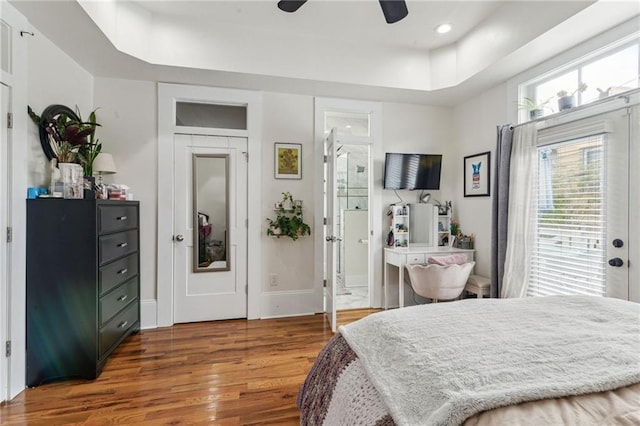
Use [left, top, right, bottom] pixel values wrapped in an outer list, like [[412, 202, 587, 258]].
[[0, 0, 29, 400], [157, 84, 262, 326]]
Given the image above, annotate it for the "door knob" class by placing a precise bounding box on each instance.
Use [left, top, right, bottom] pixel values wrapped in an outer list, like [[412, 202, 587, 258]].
[[608, 257, 624, 267], [612, 239, 624, 248], [174, 234, 184, 242]]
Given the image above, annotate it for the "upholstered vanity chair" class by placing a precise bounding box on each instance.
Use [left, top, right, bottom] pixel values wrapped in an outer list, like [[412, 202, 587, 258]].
[[405, 256, 475, 303]]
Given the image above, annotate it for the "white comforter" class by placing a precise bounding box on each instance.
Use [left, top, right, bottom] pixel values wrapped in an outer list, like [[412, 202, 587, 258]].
[[339, 296, 640, 426]]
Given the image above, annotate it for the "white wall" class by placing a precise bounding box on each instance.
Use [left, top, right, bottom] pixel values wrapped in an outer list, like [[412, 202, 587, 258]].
[[27, 30, 93, 187], [381, 102, 455, 207], [261, 92, 315, 293], [93, 78, 158, 300], [452, 83, 508, 278]]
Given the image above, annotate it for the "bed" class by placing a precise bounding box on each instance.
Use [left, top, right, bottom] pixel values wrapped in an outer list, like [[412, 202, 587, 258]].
[[298, 296, 640, 425]]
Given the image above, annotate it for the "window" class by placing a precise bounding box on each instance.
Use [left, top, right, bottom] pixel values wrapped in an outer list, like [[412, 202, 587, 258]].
[[519, 39, 639, 122], [175, 102, 247, 129], [324, 111, 370, 137], [1, 21, 11, 73], [528, 136, 606, 297]]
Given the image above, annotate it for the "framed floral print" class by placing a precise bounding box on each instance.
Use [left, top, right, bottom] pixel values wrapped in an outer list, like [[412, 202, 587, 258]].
[[274, 143, 302, 179]]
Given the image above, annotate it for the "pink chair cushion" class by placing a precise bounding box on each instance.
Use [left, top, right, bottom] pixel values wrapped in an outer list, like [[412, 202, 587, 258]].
[[427, 254, 468, 266]]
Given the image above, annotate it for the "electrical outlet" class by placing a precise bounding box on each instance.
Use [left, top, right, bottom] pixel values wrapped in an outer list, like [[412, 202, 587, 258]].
[[269, 273, 278, 287]]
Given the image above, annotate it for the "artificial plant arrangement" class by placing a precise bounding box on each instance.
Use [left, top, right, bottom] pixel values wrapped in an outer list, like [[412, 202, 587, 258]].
[[518, 96, 553, 119], [556, 83, 588, 111], [450, 218, 460, 236], [28, 105, 101, 175], [266, 192, 311, 241]]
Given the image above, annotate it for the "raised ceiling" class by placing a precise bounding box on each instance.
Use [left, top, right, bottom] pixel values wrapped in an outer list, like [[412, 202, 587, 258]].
[[11, 0, 640, 105]]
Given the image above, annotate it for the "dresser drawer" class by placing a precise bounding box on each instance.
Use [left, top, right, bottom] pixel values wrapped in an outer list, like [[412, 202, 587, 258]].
[[100, 278, 138, 326], [99, 254, 138, 295], [99, 205, 138, 235], [406, 254, 426, 264], [99, 230, 138, 265], [100, 302, 138, 357]]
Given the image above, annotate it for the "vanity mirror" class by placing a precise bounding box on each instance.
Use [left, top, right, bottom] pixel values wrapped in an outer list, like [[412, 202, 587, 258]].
[[193, 154, 230, 272]]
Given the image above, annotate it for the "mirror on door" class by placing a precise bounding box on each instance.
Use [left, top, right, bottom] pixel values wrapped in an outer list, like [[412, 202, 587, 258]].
[[193, 154, 230, 272]]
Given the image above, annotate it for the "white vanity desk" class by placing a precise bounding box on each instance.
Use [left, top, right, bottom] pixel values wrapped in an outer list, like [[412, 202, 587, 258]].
[[384, 245, 475, 309]]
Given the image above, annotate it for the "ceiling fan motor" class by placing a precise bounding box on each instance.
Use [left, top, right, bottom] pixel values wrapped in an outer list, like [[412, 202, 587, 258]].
[[277, 0, 409, 24]]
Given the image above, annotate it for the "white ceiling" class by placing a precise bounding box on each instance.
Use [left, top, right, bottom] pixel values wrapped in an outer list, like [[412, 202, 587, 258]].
[[133, 0, 502, 51], [10, 0, 640, 106]]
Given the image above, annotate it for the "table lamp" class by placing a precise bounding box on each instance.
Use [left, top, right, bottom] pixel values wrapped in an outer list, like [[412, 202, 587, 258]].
[[93, 153, 117, 184]]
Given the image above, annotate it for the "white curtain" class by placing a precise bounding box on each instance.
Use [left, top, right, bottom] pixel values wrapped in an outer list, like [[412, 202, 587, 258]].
[[501, 122, 538, 298]]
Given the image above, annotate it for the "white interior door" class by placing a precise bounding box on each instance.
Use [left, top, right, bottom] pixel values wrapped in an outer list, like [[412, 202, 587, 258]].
[[173, 134, 248, 322], [325, 128, 338, 331], [1, 1, 28, 400], [0, 81, 9, 402]]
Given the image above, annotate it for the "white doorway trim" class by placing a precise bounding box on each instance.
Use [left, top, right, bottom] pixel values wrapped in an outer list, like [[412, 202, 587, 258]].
[[157, 84, 262, 326], [0, 0, 28, 400], [314, 98, 383, 310]]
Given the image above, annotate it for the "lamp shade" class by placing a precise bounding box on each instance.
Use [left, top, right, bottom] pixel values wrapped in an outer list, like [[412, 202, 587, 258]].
[[93, 153, 117, 175]]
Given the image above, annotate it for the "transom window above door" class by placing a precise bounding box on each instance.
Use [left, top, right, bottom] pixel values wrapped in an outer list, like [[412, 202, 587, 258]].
[[324, 111, 370, 137], [175, 102, 247, 130]]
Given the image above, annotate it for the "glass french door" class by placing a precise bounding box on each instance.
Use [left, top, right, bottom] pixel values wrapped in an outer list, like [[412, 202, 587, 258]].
[[528, 109, 630, 299]]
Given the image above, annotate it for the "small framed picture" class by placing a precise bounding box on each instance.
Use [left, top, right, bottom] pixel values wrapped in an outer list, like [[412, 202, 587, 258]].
[[464, 151, 491, 197], [274, 143, 302, 179]]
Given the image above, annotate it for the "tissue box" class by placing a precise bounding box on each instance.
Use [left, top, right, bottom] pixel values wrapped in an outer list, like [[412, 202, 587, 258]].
[[108, 189, 126, 200]]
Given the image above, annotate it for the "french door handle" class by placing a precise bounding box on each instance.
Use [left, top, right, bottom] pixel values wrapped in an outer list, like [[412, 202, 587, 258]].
[[608, 257, 624, 267]]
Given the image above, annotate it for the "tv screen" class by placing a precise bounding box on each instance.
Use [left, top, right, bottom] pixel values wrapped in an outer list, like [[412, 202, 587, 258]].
[[383, 153, 442, 190]]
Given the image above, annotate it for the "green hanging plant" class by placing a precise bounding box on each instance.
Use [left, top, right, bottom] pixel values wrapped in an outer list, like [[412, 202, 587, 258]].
[[266, 192, 311, 241]]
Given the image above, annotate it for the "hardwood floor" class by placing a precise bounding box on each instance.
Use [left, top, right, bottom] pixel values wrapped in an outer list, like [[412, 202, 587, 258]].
[[0, 309, 379, 425]]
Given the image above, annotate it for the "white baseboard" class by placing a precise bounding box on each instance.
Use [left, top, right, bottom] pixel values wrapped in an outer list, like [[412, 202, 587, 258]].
[[345, 274, 367, 287], [140, 291, 322, 326], [260, 289, 320, 319], [140, 299, 158, 329]]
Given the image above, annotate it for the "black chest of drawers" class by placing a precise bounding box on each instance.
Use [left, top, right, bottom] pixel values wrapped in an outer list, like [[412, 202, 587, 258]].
[[26, 199, 140, 386]]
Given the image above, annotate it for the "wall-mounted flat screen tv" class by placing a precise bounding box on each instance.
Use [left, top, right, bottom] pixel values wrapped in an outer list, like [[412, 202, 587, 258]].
[[383, 153, 442, 190]]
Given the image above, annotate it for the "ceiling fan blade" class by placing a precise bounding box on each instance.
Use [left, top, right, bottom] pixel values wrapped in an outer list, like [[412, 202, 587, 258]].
[[277, 0, 308, 13], [379, 0, 408, 24]]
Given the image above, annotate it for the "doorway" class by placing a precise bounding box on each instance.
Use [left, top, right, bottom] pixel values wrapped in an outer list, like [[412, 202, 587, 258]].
[[314, 98, 383, 322], [157, 84, 262, 326], [335, 143, 371, 310]]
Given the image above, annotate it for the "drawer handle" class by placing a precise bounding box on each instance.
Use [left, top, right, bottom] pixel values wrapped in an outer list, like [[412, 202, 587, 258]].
[[118, 320, 128, 329], [116, 216, 128, 221], [118, 268, 128, 275], [117, 242, 128, 248], [117, 294, 128, 302]]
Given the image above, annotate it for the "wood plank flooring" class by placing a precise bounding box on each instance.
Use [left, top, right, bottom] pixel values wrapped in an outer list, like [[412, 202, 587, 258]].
[[0, 309, 379, 425]]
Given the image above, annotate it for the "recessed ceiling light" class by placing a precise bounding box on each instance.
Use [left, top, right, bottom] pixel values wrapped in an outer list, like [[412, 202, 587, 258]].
[[435, 23, 452, 34]]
